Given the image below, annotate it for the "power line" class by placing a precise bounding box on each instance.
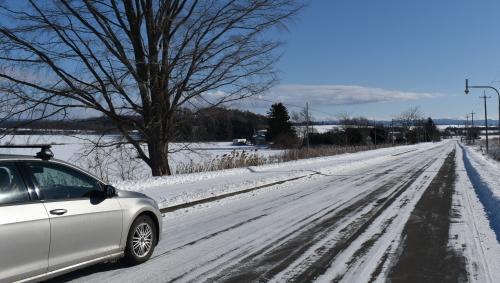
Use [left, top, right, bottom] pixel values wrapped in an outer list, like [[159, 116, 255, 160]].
[[488, 68, 500, 94], [491, 69, 500, 85], [473, 96, 481, 112]]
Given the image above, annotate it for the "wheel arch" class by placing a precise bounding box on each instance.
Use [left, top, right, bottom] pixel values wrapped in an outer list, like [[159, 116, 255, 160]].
[[137, 211, 161, 246]]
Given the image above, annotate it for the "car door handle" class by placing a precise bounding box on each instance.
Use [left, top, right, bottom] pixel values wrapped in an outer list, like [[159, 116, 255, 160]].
[[50, 209, 68, 215]]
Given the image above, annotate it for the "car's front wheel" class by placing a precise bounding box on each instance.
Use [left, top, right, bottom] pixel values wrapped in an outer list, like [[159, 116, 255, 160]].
[[122, 215, 157, 265]]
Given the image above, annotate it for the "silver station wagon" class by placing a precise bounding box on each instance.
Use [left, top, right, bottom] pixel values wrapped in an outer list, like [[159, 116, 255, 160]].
[[0, 145, 162, 283]]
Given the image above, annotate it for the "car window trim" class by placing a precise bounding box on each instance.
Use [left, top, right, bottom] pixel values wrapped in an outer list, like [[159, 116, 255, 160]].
[[14, 162, 40, 201], [17, 162, 45, 201], [22, 161, 106, 201]]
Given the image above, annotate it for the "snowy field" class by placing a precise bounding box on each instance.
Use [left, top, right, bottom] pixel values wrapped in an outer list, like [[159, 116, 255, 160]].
[[304, 125, 337, 133], [0, 134, 283, 181]]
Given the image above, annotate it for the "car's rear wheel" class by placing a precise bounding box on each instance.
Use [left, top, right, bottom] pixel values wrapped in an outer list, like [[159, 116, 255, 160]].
[[122, 215, 157, 265]]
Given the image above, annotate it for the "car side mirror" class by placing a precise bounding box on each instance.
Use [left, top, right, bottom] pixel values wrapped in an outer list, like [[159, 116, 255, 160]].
[[104, 185, 117, 197]]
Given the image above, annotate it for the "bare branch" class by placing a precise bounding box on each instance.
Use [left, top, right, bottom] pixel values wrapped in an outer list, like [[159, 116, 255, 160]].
[[0, 0, 306, 176]]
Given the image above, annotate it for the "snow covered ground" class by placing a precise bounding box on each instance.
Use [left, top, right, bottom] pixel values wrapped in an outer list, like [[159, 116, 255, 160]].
[[33, 138, 500, 282], [296, 125, 338, 133]]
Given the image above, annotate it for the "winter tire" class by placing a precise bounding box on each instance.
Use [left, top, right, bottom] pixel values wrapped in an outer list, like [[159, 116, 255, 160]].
[[122, 215, 157, 265]]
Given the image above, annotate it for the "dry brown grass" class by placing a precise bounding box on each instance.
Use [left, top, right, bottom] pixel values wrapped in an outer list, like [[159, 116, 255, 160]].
[[175, 144, 394, 175], [175, 149, 270, 174]]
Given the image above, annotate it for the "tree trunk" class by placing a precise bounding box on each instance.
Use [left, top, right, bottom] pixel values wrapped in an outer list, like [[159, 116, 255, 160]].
[[148, 138, 172, 176]]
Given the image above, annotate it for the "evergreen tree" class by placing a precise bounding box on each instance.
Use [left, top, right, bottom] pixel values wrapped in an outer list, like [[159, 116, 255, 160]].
[[266, 103, 297, 147], [425, 117, 441, 141]]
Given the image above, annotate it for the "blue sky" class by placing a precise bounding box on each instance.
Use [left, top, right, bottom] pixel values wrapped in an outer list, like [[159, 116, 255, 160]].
[[243, 0, 500, 123]]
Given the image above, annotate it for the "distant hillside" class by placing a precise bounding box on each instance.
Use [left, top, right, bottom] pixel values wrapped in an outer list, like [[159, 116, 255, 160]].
[[310, 119, 500, 127], [432, 119, 499, 127]]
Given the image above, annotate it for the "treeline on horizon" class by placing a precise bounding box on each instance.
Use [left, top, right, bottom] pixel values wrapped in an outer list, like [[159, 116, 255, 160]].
[[0, 107, 448, 145], [0, 108, 270, 142]]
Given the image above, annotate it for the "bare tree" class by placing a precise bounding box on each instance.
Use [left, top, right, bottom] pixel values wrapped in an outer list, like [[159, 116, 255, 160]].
[[333, 112, 373, 129], [334, 111, 352, 131], [350, 116, 371, 128], [392, 106, 424, 136], [291, 107, 314, 140], [70, 141, 149, 182], [332, 111, 353, 145], [0, 0, 305, 176]]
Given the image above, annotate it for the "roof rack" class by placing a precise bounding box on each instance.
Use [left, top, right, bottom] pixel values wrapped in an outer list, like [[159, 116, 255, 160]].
[[0, 145, 54, 161]]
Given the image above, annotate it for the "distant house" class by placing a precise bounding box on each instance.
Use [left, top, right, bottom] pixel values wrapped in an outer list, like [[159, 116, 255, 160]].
[[328, 127, 344, 134], [391, 131, 405, 140], [232, 139, 247, 146], [251, 129, 268, 145]]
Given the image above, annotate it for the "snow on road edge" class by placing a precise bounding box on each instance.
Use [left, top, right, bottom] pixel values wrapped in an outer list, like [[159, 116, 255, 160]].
[[461, 144, 500, 239], [451, 142, 500, 282]]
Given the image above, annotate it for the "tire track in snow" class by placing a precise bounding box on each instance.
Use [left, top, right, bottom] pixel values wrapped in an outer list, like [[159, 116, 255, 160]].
[[325, 143, 456, 283], [282, 157, 439, 283], [187, 146, 446, 282], [160, 157, 425, 282]]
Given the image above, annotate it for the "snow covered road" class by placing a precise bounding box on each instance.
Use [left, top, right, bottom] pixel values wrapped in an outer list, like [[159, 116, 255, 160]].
[[44, 140, 500, 282]]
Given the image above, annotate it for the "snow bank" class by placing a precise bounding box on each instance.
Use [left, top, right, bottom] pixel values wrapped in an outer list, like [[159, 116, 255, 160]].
[[111, 145, 409, 192], [461, 143, 500, 241]]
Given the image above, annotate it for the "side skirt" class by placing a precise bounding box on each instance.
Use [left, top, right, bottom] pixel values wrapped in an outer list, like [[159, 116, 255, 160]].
[[16, 252, 124, 283]]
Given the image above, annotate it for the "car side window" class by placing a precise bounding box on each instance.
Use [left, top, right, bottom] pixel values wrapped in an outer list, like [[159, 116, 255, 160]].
[[0, 163, 30, 204], [26, 162, 102, 200]]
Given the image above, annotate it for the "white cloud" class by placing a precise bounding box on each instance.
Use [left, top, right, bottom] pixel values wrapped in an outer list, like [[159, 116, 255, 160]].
[[265, 84, 444, 106], [203, 90, 227, 97]]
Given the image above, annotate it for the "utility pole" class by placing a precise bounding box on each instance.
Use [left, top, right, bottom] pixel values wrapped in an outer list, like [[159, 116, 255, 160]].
[[417, 122, 420, 143], [465, 114, 469, 143], [391, 119, 394, 147], [480, 94, 491, 153], [424, 120, 428, 142], [462, 122, 466, 142], [423, 119, 427, 142], [374, 120, 377, 148], [305, 102, 309, 152], [469, 111, 476, 144], [432, 120, 436, 142]]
